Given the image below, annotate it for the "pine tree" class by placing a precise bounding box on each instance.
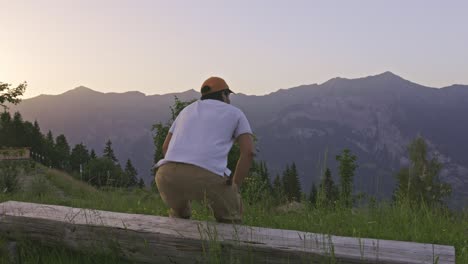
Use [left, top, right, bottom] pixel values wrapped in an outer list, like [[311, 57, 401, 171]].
[[0, 112, 12, 146], [318, 168, 339, 208], [124, 159, 138, 187], [281, 164, 291, 200], [309, 183, 318, 205], [90, 149, 97, 160], [44, 130, 55, 166], [138, 178, 145, 189], [70, 143, 90, 173], [103, 139, 118, 163], [55, 134, 71, 170], [259, 161, 271, 192], [272, 174, 284, 202], [12, 112, 25, 147], [83, 157, 124, 187], [280, 163, 302, 202], [336, 149, 358, 208], [288, 163, 302, 201], [30, 120, 45, 158]]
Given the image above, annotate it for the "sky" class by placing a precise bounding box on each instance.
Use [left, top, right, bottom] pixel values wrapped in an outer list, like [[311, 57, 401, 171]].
[[1, 0, 467, 98]]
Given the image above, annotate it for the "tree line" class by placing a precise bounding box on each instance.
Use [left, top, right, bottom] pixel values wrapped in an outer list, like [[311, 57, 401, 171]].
[[153, 98, 453, 209], [0, 110, 143, 188]]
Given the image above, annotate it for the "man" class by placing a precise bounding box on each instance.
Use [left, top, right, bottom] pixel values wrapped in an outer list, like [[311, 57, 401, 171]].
[[155, 76, 254, 223]]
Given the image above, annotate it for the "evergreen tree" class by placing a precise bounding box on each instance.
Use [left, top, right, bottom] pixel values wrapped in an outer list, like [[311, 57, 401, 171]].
[[259, 161, 271, 192], [44, 130, 55, 166], [83, 157, 125, 187], [103, 139, 118, 163], [55, 134, 71, 170], [309, 183, 318, 205], [288, 163, 302, 201], [124, 159, 139, 187], [281, 164, 291, 199], [138, 178, 145, 189], [0, 112, 12, 146], [281, 163, 302, 202], [336, 149, 358, 208], [318, 168, 339, 208], [394, 137, 452, 206], [12, 112, 25, 147], [90, 149, 97, 160], [272, 174, 284, 202], [30, 120, 45, 157], [21, 121, 36, 152], [70, 143, 90, 173]]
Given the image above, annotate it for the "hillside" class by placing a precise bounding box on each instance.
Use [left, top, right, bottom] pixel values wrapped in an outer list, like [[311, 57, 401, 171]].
[[0, 161, 467, 263]]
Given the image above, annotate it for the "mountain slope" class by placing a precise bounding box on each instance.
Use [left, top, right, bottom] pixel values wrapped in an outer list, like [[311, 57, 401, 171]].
[[11, 72, 468, 207]]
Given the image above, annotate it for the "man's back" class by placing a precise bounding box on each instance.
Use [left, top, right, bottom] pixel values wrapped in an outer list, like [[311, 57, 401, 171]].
[[158, 99, 251, 176]]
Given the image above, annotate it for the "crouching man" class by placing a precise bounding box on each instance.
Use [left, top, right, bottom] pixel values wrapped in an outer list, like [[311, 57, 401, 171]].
[[154, 77, 254, 223]]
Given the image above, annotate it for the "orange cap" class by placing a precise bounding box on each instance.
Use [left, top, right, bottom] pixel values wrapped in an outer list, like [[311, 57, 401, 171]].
[[200, 77, 234, 95]]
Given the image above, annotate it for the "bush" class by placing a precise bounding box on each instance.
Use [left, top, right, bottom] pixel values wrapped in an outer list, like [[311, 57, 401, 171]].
[[0, 160, 20, 193], [30, 176, 51, 197]]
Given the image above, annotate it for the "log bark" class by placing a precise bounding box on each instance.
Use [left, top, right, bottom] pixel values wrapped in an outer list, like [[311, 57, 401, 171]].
[[0, 201, 455, 263]]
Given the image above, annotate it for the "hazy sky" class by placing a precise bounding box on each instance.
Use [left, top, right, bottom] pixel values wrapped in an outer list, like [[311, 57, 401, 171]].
[[1, 0, 467, 98]]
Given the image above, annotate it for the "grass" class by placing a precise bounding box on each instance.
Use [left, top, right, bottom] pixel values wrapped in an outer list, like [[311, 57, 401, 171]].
[[0, 164, 467, 263]]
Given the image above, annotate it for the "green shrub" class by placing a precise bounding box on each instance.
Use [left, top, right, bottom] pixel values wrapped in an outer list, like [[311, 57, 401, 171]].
[[0, 161, 20, 193], [30, 176, 51, 197]]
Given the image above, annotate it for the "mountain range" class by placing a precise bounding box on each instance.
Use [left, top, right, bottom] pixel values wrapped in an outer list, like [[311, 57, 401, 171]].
[[10, 72, 468, 208]]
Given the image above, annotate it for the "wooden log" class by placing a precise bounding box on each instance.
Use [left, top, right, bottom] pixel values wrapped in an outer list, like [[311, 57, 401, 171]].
[[0, 201, 455, 263]]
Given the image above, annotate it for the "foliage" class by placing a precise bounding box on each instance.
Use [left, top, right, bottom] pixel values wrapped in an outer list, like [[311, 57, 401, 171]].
[[0, 161, 20, 193], [1, 163, 467, 263], [394, 137, 452, 206], [70, 143, 90, 173], [0, 107, 131, 189], [317, 167, 339, 208], [138, 178, 145, 189], [124, 159, 139, 187], [0, 81, 26, 110], [54, 134, 71, 170], [103, 139, 118, 164], [281, 163, 302, 202], [83, 157, 128, 187], [336, 149, 358, 208], [90, 149, 97, 160], [44, 130, 56, 166], [272, 174, 286, 203], [309, 182, 318, 205], [240, 161, 271, 204]]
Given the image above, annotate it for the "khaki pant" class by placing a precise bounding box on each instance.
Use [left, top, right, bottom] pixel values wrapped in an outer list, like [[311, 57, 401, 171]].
[[155, 162, 242, 223]]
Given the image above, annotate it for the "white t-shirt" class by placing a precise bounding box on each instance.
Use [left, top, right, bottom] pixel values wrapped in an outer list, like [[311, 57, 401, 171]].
[[155, 99, 253, 177]]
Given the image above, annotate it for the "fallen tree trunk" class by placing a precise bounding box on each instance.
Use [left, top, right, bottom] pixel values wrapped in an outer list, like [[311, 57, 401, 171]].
[[0, 201, 455, 263]]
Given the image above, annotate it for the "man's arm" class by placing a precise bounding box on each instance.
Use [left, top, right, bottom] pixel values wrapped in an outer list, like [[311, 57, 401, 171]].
[[232, 133, 255, 187], [162, 132, 173, 157]]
